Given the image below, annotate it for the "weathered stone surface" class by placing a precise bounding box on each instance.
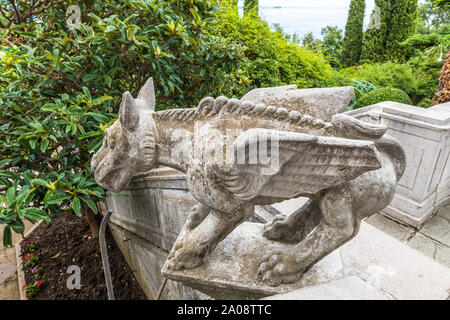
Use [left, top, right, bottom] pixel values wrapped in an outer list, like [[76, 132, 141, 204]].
[[163, 221, 450, 300], [345, 101, 450, 227], [263, 276, 391, 300], [407, 232, 450, 268], [435, 243, 450, 267], [365, 213, 414, 243], [162, 222, 345, 300], [241, 85, 354, 121], [419, 215, 450, 247], [93, 78, 406, 287], [0, 264, 16, 284], [438, 205, 450, 221], [339, 223, 450, 300], [407, 233, 437, 259]]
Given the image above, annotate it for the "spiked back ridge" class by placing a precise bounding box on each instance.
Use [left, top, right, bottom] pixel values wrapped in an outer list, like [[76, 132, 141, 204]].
[[154, 96, 335, 131]]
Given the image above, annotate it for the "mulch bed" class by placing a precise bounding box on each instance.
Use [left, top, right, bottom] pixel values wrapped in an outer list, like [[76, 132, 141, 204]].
[[20, 213, 146, 300]]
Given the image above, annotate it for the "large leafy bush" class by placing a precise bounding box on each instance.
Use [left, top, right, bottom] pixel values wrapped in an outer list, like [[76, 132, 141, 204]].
[[0, 0, 243, 246], [210, 5, 338, 97]]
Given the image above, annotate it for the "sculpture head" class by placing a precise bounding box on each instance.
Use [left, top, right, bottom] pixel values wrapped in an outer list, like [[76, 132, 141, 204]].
[[91, 78, 157, 192]]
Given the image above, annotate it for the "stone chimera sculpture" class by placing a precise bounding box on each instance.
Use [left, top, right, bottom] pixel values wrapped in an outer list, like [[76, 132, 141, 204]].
[[91, 78, 406, 286]]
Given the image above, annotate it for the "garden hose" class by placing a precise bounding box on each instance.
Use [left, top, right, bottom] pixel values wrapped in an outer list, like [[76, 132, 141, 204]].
[[156, 277, 167, 300], [99, 210, 115, 300]]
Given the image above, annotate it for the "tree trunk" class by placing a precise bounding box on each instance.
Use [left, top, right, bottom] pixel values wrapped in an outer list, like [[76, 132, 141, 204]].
[[84, 207, 101, 238], [432, 50, 450, 106]]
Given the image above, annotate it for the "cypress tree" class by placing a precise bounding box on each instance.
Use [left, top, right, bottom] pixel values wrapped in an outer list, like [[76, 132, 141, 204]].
[[385, 0, 419, 61], [244, 0, 259, 16], [361, 0, 392, 63], [230, 0, 239, 14], [361, 0, 419, 63], [341, 0, 366, 67]]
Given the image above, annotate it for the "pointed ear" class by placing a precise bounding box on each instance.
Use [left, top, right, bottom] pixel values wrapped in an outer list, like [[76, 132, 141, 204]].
[[119, 91, 139, 131], [137, 77, 156, 111]]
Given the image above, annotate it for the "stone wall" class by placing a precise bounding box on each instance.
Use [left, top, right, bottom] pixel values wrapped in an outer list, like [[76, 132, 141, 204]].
[[104, 168, 204, 299]]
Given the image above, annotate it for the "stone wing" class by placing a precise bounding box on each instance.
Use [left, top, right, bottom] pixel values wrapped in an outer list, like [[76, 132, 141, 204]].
[[219, 129, 382, 202]]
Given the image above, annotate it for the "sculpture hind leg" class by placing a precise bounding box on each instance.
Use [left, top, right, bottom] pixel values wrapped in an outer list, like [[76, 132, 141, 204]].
[[166, 202, 254, 271], [185, 203, 211, 231], [257, 187, 360, 286], [263, 199, 323, 243]]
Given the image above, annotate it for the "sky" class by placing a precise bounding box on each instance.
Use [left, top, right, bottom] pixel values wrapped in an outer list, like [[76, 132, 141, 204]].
[[238, 0, 377, 38]]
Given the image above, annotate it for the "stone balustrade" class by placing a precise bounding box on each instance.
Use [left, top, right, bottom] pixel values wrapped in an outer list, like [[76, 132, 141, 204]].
[[345, 101, 450, 227]]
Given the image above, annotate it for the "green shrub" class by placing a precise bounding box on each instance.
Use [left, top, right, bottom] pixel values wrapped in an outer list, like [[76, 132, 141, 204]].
[[417, 98, 433, 108], [211, 6, 336, 96], [341, 62, 417, 98], [354, 87, 413, 109]]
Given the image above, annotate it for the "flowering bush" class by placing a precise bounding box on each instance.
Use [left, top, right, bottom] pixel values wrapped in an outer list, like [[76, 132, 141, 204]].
[[31, 265, 45, 280], [22, 240, 36, 253], [21, 238, 45, 298], [23, 281, 42, 299], [23, 252, 39, 268]]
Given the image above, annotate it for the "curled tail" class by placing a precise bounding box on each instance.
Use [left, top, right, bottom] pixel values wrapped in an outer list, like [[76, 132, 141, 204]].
[[332, 114, 406, 180]]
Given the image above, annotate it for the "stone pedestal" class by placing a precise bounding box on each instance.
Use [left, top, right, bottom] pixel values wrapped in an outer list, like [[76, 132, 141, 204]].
[[345, 102, 450, 227], [163, 222, 450, 300]]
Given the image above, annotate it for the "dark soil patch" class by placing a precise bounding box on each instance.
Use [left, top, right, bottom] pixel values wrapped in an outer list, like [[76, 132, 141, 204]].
[[20, 213, 146, 300]]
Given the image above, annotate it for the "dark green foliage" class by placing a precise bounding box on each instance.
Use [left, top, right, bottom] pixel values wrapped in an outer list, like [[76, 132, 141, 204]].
[[417, 98, 433, 107], [342, 62, 417, 98], [301, 32, 323, 53], [401, 17, 448, 104], [361, 0, 419, 63], [361, 0, 390, 63], [0, 0, 243, 246], [419, 0, 450, 30], [341, 0, 366, 67], [244, 0, 259, 16], [430, 0, 449, 7], [385, 0, 419, 61], [354, 87, 413, 109], [321, 26, 344, 69]]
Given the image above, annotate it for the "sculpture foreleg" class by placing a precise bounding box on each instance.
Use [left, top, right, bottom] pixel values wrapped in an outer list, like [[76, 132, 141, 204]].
[[257, 188, 360, 286], [167, 203, 254, 271]]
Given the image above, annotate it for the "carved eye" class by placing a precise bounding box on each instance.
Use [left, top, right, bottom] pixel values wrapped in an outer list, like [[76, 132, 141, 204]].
[[104, 132, 115, 149]]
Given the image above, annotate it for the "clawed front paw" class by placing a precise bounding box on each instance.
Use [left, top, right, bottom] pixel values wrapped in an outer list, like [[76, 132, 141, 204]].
[[166, 240, 206, 271], [257, 252, 304, 287], [263, 214, 288, 240]]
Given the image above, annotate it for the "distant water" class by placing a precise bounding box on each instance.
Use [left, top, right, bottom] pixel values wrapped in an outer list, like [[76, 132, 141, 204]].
[[238, 0, 376, 39]]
